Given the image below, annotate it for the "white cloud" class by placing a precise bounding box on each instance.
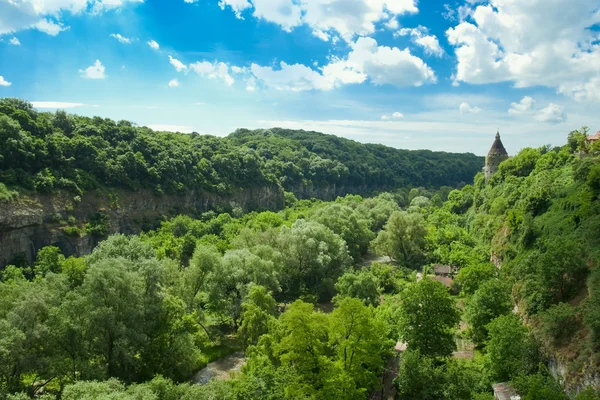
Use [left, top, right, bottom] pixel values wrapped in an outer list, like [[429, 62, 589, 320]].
[[34, 19, 69, 36], [189, 61, 235, 86], [508, 96, 567, 124], [312, 29, 329, 41], [382, 111, 404, 119], [459, 102, 481, 114], [397, 26, 444, 57], [31, 101, 85, 108], [535, 103, 567, 124], [79, 60, 106, 79], [219, 0, 418, 40], [168, 79, 180, 87], [246, 77, 257, 91], [446, 0, 600, 101], [146, 124, 195, 133], [250, 36, 434, 91], [508, 96, 535, 115], [0, 0, 142, 36], [9, 37, 21, 45], [147, 40, 159, 50], [0, 76, 11, 86], [110, 33, 133, 44], [218, 0, 252, 19], [169, 55, 187, 72]]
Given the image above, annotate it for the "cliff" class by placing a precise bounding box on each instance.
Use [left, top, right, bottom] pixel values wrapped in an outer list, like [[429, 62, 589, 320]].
[[0, 185, 284, 266]]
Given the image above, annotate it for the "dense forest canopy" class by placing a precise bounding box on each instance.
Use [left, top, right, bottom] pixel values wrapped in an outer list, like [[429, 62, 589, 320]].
[[0, 98, 482, 198], [2, 106, 600, 399]]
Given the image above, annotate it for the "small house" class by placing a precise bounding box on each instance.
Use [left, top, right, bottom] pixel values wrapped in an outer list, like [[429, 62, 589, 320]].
[[433, 264, 452, 277], [432, 275, 453, 288], [492, 382, 520, 400]]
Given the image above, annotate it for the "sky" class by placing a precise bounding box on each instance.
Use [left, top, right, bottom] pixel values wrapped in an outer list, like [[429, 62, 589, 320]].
[[0, 0, 599, 156]]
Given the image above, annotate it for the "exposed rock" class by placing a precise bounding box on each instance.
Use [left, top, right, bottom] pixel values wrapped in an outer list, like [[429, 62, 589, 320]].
[[0, 185, 284, 266]]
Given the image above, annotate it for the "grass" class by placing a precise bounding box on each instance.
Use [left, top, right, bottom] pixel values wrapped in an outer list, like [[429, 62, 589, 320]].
[[0, 182, 18, 201]]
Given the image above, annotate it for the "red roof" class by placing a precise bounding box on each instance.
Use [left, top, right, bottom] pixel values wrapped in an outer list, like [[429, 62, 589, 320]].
[[588, 131, 600, 141]]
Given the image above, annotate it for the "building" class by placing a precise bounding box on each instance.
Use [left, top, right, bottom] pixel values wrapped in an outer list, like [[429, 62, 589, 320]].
[[485, 131, 509, 180], [433, 264, 452, 277], [492, 382, 520, 400], [588, 130, 600, 144]]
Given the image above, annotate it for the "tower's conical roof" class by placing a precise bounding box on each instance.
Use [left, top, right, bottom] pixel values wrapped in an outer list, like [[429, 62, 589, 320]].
[[488, 131, 508, 157]]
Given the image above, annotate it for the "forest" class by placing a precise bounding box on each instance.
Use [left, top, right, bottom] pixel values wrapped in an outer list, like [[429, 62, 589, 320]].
[[1, 99, 600, 399], [0, 98, 482, 199]]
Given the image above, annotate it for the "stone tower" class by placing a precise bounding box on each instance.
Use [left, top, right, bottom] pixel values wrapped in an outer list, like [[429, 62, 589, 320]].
[[485, 131, 509, 180]]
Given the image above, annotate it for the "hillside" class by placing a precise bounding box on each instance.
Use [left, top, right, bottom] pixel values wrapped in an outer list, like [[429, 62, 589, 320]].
[[0, 98, 483, 200]]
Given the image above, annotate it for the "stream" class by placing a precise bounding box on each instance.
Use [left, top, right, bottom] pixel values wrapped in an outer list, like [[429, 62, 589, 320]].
[[190, 352, 246, 385]]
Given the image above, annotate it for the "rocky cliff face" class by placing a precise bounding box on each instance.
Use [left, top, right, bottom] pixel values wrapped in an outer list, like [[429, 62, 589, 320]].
[[548, 355, 600, 398], [0, 185, 284, 266]]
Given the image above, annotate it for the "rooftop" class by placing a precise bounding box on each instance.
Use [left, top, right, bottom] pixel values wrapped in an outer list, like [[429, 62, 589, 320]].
[[492, 382, 520, 400], [588, 131, 600, 141], [488, 131, 509, 157]]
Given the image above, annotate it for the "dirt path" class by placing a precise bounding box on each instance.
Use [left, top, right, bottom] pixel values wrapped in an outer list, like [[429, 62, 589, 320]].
[[190, 351, 246, 385]]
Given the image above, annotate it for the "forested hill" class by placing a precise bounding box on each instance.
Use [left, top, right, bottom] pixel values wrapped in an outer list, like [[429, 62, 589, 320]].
[[0, 98, 483, 198], [228, 128, 483, 191]]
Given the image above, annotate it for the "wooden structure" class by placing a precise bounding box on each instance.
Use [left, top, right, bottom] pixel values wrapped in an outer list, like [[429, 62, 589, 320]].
[[433, 264, 452, 277], [492, 382, 520, 400]]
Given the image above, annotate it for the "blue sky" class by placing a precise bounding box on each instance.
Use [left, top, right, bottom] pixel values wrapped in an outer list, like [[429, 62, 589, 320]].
[[0, 0, 599, 155]]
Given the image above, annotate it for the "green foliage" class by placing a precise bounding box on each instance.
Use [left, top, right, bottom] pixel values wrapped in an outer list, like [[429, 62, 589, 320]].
[[512, 372, 569, 400], [310, 203, 374, 261], [575, 387, 600, 400], [485, 315, 537, 381], [538, 303, 578, 346], [0, 182, 18, 201], [333, 268, 380, 306], [34, 246, 65, 277], [372, 211, 427, 269], [0, 100, 483, 197], [465, 279, 512, 345], [238, 285, 277, 346], [395, 350, 444, 399], [456, 263, 496, 296], [398, 278, 460, 358]]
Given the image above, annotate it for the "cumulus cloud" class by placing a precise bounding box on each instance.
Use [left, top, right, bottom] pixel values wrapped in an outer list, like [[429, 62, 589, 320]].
[[241, 37, 435, 91], [508, 96, 567, 124], [397, 26, 444, 57], [0, 0, 142, 36], [189, 61, 235, 86], [147, 40, 159, 50], [168, 78, 180, 87], [110, 33, 133, 44], [446, 0, 600, 101], [218, 0, 418, 40], [459, 102, 481, 114], [9, 37, 21, 45], [535, 103, 567, 124], [0, 76, 12, 86], [169, 55, 187, 72], [508, 96, 535, 115], [79, 60, 106, 79]]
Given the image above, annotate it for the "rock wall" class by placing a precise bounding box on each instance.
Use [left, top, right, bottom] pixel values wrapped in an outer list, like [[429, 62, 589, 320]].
[[0, 185, 284, 266], [548, 355, 600, 398]]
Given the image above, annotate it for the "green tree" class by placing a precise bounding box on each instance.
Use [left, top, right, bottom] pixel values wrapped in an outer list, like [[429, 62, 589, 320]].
[[485, 314, 537, 381], [455, 263, 497, 296], [465, 279, 512, 345], [398, 279, 460, 358], [395, 350, 444, 399], [333, 269, 381, 306], [34, 246, 65, 277], [371, 211, 427, 269], [310, 203, 374, 262], [238, 285, 278, 346]]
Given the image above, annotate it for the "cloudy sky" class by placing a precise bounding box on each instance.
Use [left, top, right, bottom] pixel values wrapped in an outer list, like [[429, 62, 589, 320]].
[[0, 0, 599, 155]]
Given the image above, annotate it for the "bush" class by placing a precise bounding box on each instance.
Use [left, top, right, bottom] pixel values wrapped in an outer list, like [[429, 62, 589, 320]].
[[538, 303, 578, 346], [0, 182, 17, 201]]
